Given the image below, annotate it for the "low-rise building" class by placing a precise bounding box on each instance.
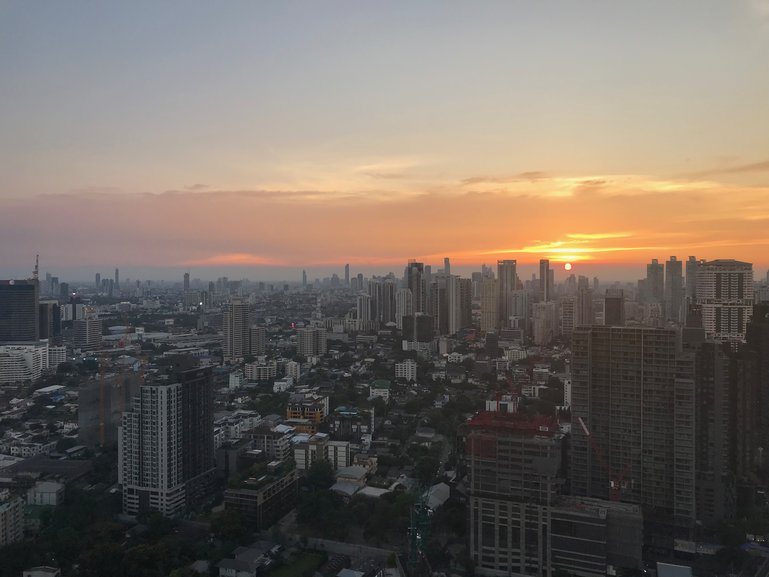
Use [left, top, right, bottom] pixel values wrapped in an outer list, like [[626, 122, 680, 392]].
[[223, 467, 298, 530], [0, 490, 23, 546]]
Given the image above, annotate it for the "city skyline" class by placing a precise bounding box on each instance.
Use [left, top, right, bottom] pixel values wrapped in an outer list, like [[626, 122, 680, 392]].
[[1, 1, 769, 275]]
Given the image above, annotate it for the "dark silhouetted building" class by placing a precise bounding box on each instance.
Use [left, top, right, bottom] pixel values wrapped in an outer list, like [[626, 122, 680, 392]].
[[0, 279, 39, 342]]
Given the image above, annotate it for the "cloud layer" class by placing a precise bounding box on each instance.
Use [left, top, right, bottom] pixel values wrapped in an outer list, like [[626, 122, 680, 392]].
[[2, 168, 769, 279]]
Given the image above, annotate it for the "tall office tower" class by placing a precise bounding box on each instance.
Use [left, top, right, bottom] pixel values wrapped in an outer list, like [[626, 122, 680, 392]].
[[444, 257, 451, 276], [430, 277, 449, 335], [381, 279, 397, 325], [564, 274, 577, 296], [732, 304, 769, 488], [39, 300, 61, 340], [459, 278, 473, 329], [208, 281, 216, 295], [480, 277, 498, 333], [249, 325, 266, 356], [645, 259, 665, 304], [406, 261, 426, 313], [367, 279, 382, 324], [183, 272, 190, 292], [356, 292, 372, 330], [510, 289, 529, 333], [223, 298, 250, 361], [696, 260, 754, 342], [59, 282, 70, 301], [689, 342, 735, 527], [446, 275, 459, 335], [604, 289, 625, 326], [120, 365, 214, 517], [665, 256, 684, 322], [497, 259, 518, 329], [95, 273, 101, 289], [0, 279, 40, 342], [532, 301, 557, 345], [344, 263, 350, 286], [685, 256, 700, 302], [578, 275, 590, 291], [302, 270, 307, 287], [115, 268, 120, 289], [575, 288, 595, 327], [539, 259, 552, 301], [560, 297, 576, 336], [297, 327, 327, 357], [178, 366, 215, 507], [395, 288, 413, 330], [571, 326, 695, 537], [356, 272, 363, 290], [73, 318, 102, 350]]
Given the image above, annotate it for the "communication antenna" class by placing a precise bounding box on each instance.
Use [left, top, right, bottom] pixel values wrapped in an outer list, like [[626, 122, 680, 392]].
[[33, 254, 39, 280]]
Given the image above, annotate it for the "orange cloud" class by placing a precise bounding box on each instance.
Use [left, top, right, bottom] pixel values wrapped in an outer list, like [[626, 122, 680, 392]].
[[180, 253, 281, 267], [1, 171, 768, 275]]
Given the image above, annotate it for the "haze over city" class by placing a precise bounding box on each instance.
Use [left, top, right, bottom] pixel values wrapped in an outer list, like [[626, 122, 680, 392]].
[[2, 0, 769, 280]]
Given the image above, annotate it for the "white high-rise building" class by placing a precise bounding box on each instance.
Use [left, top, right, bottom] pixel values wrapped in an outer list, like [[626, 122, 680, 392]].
[[120, 382, 186, 517], [696, 260, 753, 342]]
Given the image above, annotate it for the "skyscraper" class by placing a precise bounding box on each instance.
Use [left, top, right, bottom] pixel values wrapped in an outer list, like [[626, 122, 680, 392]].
[[249, 325, 266, 356], [685, 256, 700, 302], [344, 263, 350, 286], [0, 279, 39, 342], [462, 411, 643, 576], [696, 259, 754, 342], [575, 288, 595, 327], [539, 259, 552, 301], [73, 318, 102, 350], [95, 273, 101, 289], [183, 272, 190, 292], [297, 327, 327, 357], [356, 293, 372, 330], [603, 289, 625, 327], [497, 259, 517, 329], [223, 298, 250, 361], [406, 261, 426, 314], [115, 267, 120, 289], [443, 257, 451, 276], [480, 277, 498, 333], [571, 326, 694, 535], [644, 259, 664, 304], [395, 288, 413, 330], [665, 256, 683, 322], [119, 366, 214, 517]]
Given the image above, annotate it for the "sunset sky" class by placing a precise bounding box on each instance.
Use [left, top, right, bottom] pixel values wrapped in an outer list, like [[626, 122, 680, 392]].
[[1, 1, 768, 281]]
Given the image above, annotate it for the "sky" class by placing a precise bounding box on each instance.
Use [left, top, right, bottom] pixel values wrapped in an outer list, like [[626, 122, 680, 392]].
[[1, 0, 768, 282]]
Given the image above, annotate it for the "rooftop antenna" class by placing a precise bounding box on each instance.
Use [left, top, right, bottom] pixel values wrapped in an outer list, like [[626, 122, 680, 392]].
[[33, 254, 39, 280]]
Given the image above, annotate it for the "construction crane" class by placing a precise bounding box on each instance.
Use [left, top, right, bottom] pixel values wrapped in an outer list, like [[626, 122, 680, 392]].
[[577, 416, 632, 501]]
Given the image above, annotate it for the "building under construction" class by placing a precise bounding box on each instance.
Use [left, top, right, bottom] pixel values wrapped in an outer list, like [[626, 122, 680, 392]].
[[78, 370, 138, 448], [460, 410, 642, 577]]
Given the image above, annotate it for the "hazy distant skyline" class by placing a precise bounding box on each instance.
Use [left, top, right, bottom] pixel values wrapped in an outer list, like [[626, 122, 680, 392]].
[[2, 1, 768, 275]]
